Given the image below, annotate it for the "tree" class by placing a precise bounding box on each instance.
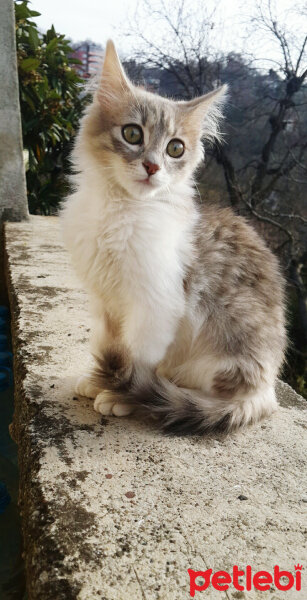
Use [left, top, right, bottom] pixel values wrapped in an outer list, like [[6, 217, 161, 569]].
[[214, 2, 307, 396], [124, 0, 307, 395], [15, 1, 87, 214], [124, 0, 221, 97]]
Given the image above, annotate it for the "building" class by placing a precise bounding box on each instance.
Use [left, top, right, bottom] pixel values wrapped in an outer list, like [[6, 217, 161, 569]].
[[70, 41, 104, 79]]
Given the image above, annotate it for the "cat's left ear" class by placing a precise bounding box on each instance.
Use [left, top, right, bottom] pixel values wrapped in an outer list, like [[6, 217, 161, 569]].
[[181, 85, 228, 143], [97, 40, 131, 107]]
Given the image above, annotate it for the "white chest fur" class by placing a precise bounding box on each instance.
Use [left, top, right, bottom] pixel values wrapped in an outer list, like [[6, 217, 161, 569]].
[[63, 183, 196, 364]]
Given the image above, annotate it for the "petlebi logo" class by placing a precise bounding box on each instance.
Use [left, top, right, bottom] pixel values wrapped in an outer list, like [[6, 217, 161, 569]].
[[188, 564, 303, 596]]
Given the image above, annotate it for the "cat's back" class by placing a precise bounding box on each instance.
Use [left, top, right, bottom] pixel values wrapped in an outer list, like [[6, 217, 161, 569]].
[[193, 203, 285, 308], [186, 204, 287, 367]]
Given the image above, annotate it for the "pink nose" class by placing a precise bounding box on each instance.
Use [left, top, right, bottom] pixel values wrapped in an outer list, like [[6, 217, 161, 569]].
[[142, 161, 160, 176]]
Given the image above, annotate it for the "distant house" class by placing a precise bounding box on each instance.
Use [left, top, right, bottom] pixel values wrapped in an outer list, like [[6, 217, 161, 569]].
[[70, 41, 104, 78]]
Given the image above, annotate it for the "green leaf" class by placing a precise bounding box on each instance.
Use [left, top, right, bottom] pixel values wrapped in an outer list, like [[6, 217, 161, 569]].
[[28, 10, 41, 17], [68, 57, 82, 65], [20, 57, 40, 72], [28, 25, 40, 51], [15, 2, 32, 19], [20, 90, 36, 112], [46, 37, 58, 54]]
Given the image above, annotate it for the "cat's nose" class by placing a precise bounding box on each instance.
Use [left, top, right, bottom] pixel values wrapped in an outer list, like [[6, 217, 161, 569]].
[[142, 160, 160, 176]]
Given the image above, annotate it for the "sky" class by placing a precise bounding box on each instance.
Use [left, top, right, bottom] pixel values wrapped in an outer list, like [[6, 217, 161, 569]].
[[32, 0, 306, 68], [33, 0, 133, 53]]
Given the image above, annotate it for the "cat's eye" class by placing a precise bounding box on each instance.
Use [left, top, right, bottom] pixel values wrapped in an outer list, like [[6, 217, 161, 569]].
[[167, 138, 185, 158], [122, 124, 143, 145]]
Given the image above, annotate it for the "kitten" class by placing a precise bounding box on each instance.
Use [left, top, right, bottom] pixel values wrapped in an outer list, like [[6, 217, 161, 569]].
[[61, 40, 286, 434]]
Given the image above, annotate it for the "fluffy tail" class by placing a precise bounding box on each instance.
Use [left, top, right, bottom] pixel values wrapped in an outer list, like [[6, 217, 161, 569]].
[[130, 369, 277, 435]]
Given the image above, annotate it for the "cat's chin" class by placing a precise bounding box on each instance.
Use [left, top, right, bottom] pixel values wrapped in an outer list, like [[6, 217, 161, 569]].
[[122, 179, 164, 199], [136, 180, 165, 197], [135, 179, 160, 193]]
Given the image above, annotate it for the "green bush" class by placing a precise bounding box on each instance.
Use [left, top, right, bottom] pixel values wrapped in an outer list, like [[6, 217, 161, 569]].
[[15, 1, 87, 214]]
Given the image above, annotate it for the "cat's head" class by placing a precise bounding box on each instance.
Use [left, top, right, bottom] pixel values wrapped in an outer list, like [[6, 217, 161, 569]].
[[80, 40, 227, 199]]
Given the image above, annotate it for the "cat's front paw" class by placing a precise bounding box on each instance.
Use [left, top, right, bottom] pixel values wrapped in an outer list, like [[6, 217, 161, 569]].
[[75, 375, 102, 399], [94, 390, 134, 417]]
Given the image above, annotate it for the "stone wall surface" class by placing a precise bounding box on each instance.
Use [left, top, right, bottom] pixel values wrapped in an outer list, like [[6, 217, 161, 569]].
[[4, 216, 307, 600], [0, 0, 28, 222]]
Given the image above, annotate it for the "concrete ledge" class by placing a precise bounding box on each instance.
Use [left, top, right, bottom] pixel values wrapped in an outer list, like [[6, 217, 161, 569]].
[[4, 216, 307, 600]]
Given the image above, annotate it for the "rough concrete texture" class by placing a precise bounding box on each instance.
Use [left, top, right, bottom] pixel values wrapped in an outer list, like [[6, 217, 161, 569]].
[[0, 0, 28, 221], [4, 216, 307, 600]]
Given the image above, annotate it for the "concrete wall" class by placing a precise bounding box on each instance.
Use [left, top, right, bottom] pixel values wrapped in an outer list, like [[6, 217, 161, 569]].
[[4, 216, 307, 599], [0, 0, 28, 222]]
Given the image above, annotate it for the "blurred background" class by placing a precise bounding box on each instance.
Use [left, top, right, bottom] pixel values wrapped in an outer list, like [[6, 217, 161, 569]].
[[15, 0, 306, 396]]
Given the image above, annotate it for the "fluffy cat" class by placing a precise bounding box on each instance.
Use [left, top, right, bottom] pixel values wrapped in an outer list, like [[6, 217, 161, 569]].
[[61, 40, 286, 434]]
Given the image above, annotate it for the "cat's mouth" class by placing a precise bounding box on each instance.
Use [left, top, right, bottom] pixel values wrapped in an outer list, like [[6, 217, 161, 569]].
[[136, 177, 161, 189], [136, 177, 152, 186]]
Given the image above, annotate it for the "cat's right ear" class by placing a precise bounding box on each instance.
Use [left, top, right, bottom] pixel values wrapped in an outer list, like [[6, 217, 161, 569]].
[[97, 40, 131, 107]]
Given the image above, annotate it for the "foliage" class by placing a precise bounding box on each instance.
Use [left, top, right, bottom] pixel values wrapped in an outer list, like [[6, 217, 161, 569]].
[[15, 1, 87, 214]]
